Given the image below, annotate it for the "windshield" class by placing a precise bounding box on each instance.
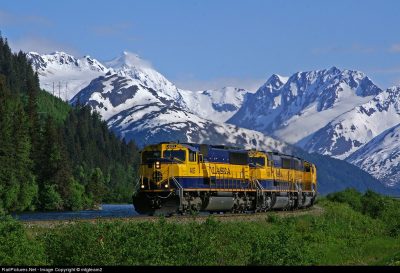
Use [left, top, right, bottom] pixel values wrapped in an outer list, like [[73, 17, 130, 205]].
[[141, 151, 161, 164], [249, 157, 265, 167], [163, 150, 186, 162]]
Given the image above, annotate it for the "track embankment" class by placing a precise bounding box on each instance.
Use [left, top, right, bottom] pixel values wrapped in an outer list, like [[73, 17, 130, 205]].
[[22, 205, 324, 228]]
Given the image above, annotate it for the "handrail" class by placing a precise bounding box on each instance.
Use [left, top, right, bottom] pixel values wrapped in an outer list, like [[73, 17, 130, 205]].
[[133, 177, 141, 193], [254, 179, 264, 191], [171, 176, 184, 211]]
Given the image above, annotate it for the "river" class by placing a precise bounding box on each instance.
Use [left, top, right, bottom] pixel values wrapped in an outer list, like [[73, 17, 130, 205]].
[[12, 204, 139, 221]]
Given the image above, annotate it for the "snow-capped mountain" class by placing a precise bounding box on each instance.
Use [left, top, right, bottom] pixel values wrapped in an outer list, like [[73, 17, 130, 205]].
[[228, 67, 382, 144], [27, 51, 108, 100], [71, 72, 180, 121], [302, 86, 400, 159], [346, 123, 400, 188], [30, 51, 250, 123], [71, 72, 288, 152], [105, 51, 186, 105], [109, 105, 289, 152]]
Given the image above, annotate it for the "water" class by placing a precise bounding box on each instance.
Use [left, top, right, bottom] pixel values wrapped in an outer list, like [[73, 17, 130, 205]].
[[12, 204, 139, 221]]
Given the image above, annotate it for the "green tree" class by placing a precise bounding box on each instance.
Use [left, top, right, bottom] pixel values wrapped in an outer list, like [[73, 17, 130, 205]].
[[87, 168, 108, 205], [41, 184, 63, 211], [37, 116, 74, 210], [0, 75, 14, 213]]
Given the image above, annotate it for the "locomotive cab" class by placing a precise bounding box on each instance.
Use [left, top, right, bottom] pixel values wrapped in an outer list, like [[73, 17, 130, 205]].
[[139, 143, 201, 190]]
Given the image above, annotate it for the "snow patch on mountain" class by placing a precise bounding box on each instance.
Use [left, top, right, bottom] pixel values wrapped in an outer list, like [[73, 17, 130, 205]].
[[70, 73, 177, 120], [180, 86, 248, 123], [347, 123, 400, 188], [108, 104, 290, 152], [27, 51, 108, 100], [104, 51, 185, 105], [303, 86, 400, 159]]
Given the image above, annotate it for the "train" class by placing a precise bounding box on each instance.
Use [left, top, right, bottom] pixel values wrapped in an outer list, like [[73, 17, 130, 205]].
[[132, 142, 317, 215]]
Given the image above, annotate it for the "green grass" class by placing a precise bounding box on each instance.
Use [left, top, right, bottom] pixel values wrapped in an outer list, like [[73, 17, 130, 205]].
[[1, 190, 400, 266]]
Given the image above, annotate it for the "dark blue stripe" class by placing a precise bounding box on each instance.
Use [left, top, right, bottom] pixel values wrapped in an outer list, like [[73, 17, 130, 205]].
[[172, 177, 253, 189], [168, 177, 295, 191]]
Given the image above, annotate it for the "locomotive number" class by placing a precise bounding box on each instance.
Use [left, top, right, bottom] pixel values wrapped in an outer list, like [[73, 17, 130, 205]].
[[166, 144, 177, 149], [190, 168, 196, 174], [210, 167, 231, 175]]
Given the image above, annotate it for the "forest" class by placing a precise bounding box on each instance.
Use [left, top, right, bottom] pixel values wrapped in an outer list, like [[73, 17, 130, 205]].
[[0, 35, 140, 214]]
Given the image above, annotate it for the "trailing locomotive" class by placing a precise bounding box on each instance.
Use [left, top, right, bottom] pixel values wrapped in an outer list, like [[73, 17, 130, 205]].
[[133, 142, 317, 215]]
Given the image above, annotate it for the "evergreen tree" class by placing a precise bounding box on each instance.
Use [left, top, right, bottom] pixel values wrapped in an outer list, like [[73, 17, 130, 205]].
[[12, 98, 37, 211], [87, 168, 108, 205], [0, 75, 15, 213], [37, 116, 73, 210], [26, 76, 41, 164]]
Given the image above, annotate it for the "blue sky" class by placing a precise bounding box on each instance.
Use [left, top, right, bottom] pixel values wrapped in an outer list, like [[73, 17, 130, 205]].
[[1, 0, 400, 91]]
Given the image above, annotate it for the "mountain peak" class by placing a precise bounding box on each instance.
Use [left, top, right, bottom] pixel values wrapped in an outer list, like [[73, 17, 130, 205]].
[[255, 74, 288, 95], [266, 74, 288, 87], [327, 66, 340, 73], [106, 51, 152, 70], [49, 51, 72, 57]]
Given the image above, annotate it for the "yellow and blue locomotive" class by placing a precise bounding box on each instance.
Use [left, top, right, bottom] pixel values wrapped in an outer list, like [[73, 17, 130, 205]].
[[132, 142, 317, 215]]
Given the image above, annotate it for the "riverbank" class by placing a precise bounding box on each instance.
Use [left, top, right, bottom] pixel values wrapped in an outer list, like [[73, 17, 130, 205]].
[[12, 204, 138, 222], [20, 205, 324, 228]]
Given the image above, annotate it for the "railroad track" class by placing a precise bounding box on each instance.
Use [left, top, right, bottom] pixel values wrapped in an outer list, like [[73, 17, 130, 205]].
[[22, 205, 324, 228]]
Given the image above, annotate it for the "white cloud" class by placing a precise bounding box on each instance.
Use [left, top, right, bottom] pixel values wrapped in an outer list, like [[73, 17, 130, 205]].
[[370, 66, 400, 74], [0, 9, 51, 27], [123, 51, 153, 69], [91, 22, 132, 36], [8, 36, 80, 56], [389, 44, 400, 53], [312, 44, 375, 55]]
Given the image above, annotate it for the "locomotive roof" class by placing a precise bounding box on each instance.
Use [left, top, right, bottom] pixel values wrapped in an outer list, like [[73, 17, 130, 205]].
[[265, 151, 304, 161], [145, 142, 309, 162], [182, 143, 247, 152]]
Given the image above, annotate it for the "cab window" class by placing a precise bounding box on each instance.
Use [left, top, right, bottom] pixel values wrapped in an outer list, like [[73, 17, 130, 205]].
[[249, 157, 265, 167], [282, 158, 291, 169], [163, 150, 186, 162], [142, 151, 161, 164]]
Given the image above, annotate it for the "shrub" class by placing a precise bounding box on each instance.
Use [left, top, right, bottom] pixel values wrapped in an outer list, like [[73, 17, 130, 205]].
[[361, 190, 386, 219], [41, 184, 63, 210], [0, 216, 47, 265], [326, 188, 362, 211]]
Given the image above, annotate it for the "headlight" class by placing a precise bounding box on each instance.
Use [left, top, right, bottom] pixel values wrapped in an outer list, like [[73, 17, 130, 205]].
[[155, 161, 160, 169], [140, 184, 145, 189], [164, 184, 169, 188]]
